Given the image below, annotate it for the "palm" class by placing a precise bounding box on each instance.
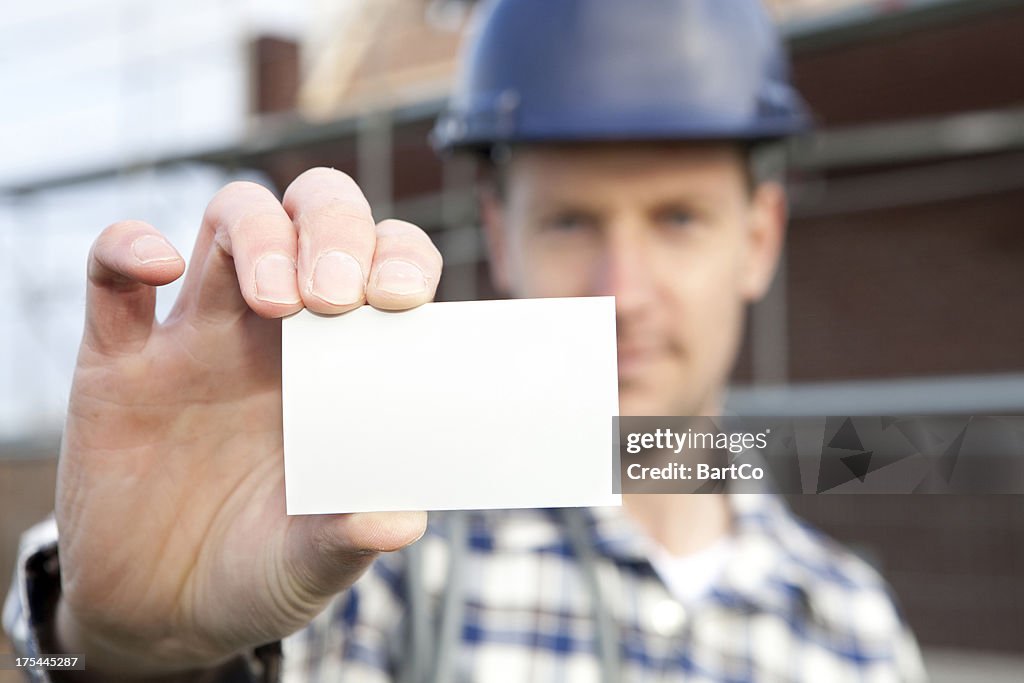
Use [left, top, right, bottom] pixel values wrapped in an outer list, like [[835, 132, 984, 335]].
[[54, 169, 440, 672], [59, 312, 295, 658]]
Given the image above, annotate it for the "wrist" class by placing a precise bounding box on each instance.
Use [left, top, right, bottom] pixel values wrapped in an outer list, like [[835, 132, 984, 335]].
[[51, 599, 234, 683]]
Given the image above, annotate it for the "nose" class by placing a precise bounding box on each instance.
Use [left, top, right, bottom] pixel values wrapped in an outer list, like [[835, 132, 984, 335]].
[[593, 222, 656, 320]]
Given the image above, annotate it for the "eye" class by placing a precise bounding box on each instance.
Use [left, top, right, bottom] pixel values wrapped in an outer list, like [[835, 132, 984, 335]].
[[655, 207, 695, 228], [545, 210, 597, 233]]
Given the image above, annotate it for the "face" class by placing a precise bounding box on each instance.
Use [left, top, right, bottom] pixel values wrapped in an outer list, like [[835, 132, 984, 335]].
[[481, 142, 786, 416]]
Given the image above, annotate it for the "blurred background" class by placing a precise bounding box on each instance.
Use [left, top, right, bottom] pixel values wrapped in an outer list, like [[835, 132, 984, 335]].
[[1, 0, 1022, 680]]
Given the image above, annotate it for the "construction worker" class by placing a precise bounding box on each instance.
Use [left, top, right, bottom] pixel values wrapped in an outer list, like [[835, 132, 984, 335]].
[[5, 1, 926, 681]]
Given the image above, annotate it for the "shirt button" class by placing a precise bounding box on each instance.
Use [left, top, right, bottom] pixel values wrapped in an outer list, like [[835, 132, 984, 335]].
[[650, 599, 687, 636]]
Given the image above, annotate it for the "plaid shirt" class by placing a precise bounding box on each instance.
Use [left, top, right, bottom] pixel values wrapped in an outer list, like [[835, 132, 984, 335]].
[[6, 495, 926, 682], [285, 494, 925, 682]]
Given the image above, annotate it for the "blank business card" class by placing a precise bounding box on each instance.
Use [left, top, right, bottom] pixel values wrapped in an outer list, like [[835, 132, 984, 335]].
[[282, 297, 621, 514]]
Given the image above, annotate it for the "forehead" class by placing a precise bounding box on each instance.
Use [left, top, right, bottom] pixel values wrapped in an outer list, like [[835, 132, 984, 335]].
[[503, 141, 749, 203]]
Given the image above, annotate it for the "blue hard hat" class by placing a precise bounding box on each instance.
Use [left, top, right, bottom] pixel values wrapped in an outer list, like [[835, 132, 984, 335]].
[[433, 0, 811, 152]]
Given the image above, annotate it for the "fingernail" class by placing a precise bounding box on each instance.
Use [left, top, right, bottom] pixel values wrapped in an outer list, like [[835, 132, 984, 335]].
[[310, 251, 364, 306], [375, 259, 427, 296], [131, 235, 179, 264], [254, 253, 300, 304]]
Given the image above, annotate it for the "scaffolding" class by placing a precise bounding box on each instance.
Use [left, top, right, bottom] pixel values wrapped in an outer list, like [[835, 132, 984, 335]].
[[2, 0, 1024, 452]]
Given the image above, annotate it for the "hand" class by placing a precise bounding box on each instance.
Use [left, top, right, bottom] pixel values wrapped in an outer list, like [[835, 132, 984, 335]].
[[54, 168, 441, 677]]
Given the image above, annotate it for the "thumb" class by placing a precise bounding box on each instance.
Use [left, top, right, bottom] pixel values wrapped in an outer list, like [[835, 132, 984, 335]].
[[284, 511, 428, 600]]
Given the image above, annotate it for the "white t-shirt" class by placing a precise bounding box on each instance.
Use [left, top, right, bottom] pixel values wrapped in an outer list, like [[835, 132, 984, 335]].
[[648, 537, 736, 605]]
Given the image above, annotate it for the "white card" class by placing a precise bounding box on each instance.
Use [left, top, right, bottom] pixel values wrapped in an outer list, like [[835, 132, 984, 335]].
[[282, 297, 621, 514]]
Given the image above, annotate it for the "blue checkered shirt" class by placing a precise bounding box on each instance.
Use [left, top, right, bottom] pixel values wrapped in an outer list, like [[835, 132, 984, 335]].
[[6, 495, 925, 682], [284, 494, 925, 682]]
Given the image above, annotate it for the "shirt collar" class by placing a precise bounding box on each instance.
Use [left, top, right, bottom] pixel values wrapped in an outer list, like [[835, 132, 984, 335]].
[[579, 494, 820, 615], [475, 493, 823, 617]]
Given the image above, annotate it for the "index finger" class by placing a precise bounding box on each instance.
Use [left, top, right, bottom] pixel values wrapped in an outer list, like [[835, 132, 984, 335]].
[[176, 181, 302, 322]]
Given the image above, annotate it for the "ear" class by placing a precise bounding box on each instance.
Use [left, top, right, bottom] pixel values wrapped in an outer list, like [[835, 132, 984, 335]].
[[479, 183, 513, 295], [741, 181, 787, 302]]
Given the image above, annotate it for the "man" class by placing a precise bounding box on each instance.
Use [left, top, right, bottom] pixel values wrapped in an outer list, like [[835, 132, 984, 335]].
[[5, 1, 926, 681]]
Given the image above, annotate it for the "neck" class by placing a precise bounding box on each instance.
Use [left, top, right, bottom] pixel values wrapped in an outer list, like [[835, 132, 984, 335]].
[[622, 393, 731, 555], [622, 493, 731, 556]]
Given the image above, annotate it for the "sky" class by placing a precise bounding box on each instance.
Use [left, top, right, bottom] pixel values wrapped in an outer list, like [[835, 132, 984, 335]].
[[0, 0, 315, 444]]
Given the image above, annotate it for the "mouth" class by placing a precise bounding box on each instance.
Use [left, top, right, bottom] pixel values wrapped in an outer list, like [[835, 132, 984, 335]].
[[616, 342, 668, 379]]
